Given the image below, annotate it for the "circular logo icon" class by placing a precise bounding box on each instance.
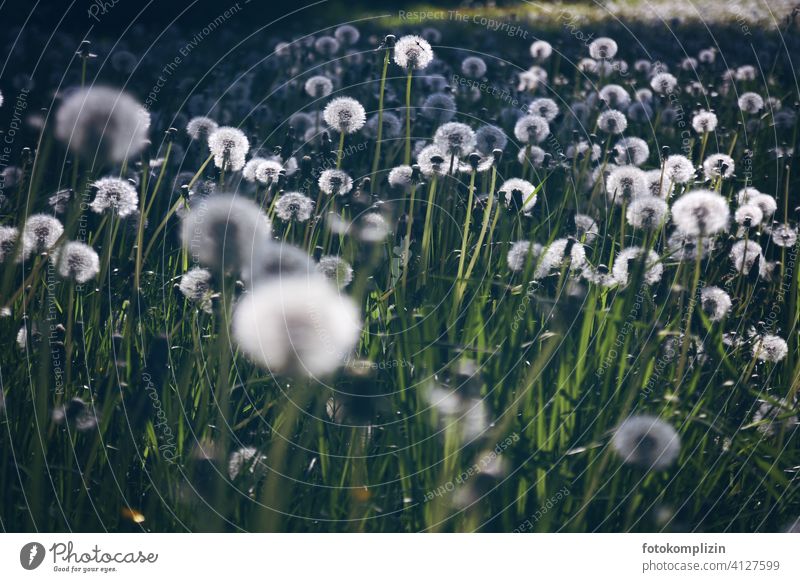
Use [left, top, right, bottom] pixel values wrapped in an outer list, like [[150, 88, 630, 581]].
[[20, 542, 46, 570]]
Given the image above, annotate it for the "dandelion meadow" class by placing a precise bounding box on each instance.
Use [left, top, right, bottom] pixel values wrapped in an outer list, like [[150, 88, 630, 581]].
[[1, 0, 800, 535]]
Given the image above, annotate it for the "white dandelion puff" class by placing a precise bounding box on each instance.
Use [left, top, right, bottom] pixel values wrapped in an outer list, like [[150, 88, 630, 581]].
[[21, 214, 64, 260], [0, 226, 19, 263], [612, 415, 680, 470], [534, 238, 586, 279], [323, 96, 367, 134], [318, 169, 353, 196], [513, 114, 549, 144], [692, 110, 718, 134], [700, 286, 732, 322], [574, 214, 599, 242], [208, 126, 250, 171], [614, 137, 649, 166], [626, 196, 669, 230], [387, 165, 414, 190], [178, 268, 213, 313], [729, 239, 762, 274], [702, 153, 734, 181], [461, 56, 487, 79], [417, 145, 449, 177], [304, 75, 334, 98], [612, 247, 663, 286], [51, 241, 100, 283], [527, 98, 559, 122], [662, 154, 695, 185], [752, 334, 788, 363], [597, 109, 627, 135], [90, 177, 139, 218], [605, 166, 648, 205], [671, 189, 729, 235], [734, 204, 763, 227], [507, 240, 543, 272], [317, 255, 354, 289], [253, 159, 284, 186], [738, 92, 764, 114], [231, 276, 361, 377], [770, 224, 797, 248], [274, 192, 315, 222], [650, 72, 678, 94], [186, 116, 218, 141], [474, 125, 507, 155], [589, 37, 618, 59], [433, 122, 477, 158], [599, 84, 631, 109], [55, 86, 151, 163], [393, 35, 434, 70], [228, 447, 267, 481], [530, 40, 552, 60], [499, 178, 537, 213]]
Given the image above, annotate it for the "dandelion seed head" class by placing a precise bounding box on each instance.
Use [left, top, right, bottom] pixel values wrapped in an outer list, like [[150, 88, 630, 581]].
[[90, 177, 139, 218], [734, 204, 764, 227], [507, 240, 543, 272], [627, 100, 654, 123], [274, 192, 315, 222], [770, 224, 797, 248], [700, 286, 732, 322], [738, 92, 764, 114], [752, 334, 788, 363], [752, 398, 797, 436], [208, 126, 250, 171], [323, 96, 367, 134], [334, 24, 360, 45], [179, 267, 213, 312], [566, 141, 601, 162], [499, 178, 537, 213], [574, 214, 599, 242], [527, 98, 559, 122], [358, 213, 390, 242], [650, 72, 678, 94], [606, 166, 648, 205], [692, 110, 718, 134], [52, 397, 99, 432], [0, 226, 19, 263], [729, 239, 763, 274], [318, 169, 353, 196], [530, 40, 552, 60], [304, 75, 334, 98], [663, 154, 695, 185], [667, 231, 714, 261], [589, 37, 618, 59], [253, 159, 284, 185], [597, 109, 628, 135], [702, 153, 735, 181], [461, 56, 487, 78], [671, 189, 729, 235], [513, 114, 549, 144], [420, 93, 457, 125], [614, 137, 649, 166], [232, 276, 361, 377], [52, 241, 100, 283], [518, 145, 546, 167], [599, 84, 631, 109], [644, 170, 673, 199], [21, 214, 64, 260], [613, 415, 680, 470], [363, 111, 402, 139], [433, 122, 477, 158], [387, 165, 414, 190], [535, 238, 587, 279], [612, 247, 663, 286], [417, 145, 449, 177], [180, 195, 273, 273], [626, 196, 669, 230], [55, 86, 150, 163], [228, 447, 267, 481], [186, 116, 218, 141], [314, 35, 340, 56], [474, 125, 507, 155], [317, 255, 353, 289], [393, 35, 434, 70]]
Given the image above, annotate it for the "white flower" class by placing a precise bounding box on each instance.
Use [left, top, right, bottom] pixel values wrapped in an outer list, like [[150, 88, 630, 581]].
[[208, 127, 250, 171], [700, 286, 731, 321], [671, 189, 729, 235], [771, 224, 797, 248], [304, 75, 334, 98], [692, 110, 718, 134], [498, 178, 537, 213], [186, 116, 218, 141], [534, 238, 586, 279], [178, 268, 213, 313], [417, 145, 449, 177], [55, 86, 150, 163], [662, 154, 695, 185], [599, 84, 631, 109], [228, 447, 267, 481], [433, 122, 476, 158], [51, 241, 100, 283], [0, 226, 20, 263], [752, 334, 788, 363], [274, 192, 315, 222], [253, 159, 284, 185], [589, 37, 617, 59], [702, 153, 734, 181], [513, 115, 549, 144], [231, 276, 361, 377], [475, 125, 507, 155], [597, 109, 627, 134], [318, 169, 353, 196], [738, 92, 764, 114], [90, 177, 139, 217], [650, 72, 678, 94], [21, 214, 64, 260], [528, 98, 559, 121], [507, 240, 542, 272], [461, 56, 487, 78], [626, 196, 669, 230], [612, 415, 680, 470], [729, 239, 762, 274], [323, 96, 367, 134], [611, 247, 663, 286], [388, 165, 414, 190], [530, 40, 552, 60], [393, 35, 434, 70], [180, 194, 272, 273], [734, 204, 763, 227], [614, 137, 649, 166], [606, 166, 648, 205], [574, 214, 599, 242], [317, 256, 353, 289]]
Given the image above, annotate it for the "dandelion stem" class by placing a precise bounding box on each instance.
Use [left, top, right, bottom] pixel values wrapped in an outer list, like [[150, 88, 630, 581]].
[[371, 48, 391, 191], [404, 70, 413, 165]]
